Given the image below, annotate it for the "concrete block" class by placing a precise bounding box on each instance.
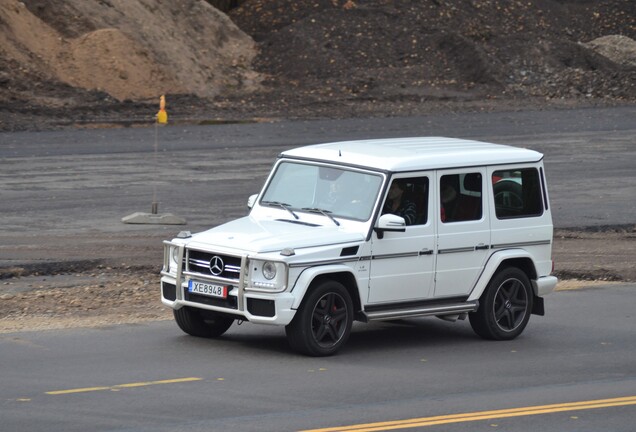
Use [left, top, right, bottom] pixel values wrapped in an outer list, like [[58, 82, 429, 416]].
[[122, 212, 186, 225]]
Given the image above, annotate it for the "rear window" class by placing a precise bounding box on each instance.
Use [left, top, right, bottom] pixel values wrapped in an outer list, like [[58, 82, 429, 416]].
[[492, 168, 544, 219]]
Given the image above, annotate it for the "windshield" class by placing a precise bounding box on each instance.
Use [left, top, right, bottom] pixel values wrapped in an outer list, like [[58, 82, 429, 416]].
[[260, 161, 383, 222]]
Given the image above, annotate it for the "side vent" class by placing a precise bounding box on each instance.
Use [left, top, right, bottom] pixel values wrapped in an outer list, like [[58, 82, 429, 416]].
[[340, 246, 359, 257]]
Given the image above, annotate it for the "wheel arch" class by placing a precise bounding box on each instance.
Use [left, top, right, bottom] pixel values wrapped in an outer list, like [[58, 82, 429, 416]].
[[310, 272, 361, 312], [290, 265, 362, 313], [498, 257, 538, 280], [468, 249, 538, 302]]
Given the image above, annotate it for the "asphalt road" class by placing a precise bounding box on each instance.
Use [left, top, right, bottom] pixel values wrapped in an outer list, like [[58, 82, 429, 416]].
[[0, 106, 635, 431], [1, 284, 635, 431]]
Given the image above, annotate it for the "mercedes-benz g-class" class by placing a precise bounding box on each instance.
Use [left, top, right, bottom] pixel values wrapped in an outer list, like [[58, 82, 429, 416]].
[[161, 137, 557, 356]]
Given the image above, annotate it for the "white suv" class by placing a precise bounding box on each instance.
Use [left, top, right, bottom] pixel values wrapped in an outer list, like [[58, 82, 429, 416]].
[[161, 137, 557, 356]]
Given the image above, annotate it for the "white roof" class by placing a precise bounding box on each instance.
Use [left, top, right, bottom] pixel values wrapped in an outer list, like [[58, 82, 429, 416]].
[[281, 137, 543, 172]]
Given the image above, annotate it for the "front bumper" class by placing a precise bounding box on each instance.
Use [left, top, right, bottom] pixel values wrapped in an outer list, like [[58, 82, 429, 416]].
[[161, 276, 297, 325], [161, 240, 297, 325]]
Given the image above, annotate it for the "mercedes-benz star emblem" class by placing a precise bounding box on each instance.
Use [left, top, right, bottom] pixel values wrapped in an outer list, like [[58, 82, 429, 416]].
[[209, 256, 224, 276]]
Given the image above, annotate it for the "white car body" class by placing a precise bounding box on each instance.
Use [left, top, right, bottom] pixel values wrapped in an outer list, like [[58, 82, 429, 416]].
[[161, 137, 557, 355]]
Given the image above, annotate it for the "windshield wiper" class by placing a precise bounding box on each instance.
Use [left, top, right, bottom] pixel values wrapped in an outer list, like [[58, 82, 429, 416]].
[[301, 207, 340, 226], [261, 201, 299, 219]]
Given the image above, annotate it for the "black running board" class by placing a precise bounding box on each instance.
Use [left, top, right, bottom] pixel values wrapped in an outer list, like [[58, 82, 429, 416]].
[[361, 301, 479, 322]]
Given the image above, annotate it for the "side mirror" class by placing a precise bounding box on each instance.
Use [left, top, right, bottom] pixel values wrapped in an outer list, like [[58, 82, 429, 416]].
[[247, 194, 258, 209], [374, 214, 406, 239]]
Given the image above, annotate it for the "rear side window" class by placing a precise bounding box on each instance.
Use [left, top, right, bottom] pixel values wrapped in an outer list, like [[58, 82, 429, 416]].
[[492, 168, 543, 219], [440, 173, 482, 223]]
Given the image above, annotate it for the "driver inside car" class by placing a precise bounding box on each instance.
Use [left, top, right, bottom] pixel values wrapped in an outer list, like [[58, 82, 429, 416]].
[[382, 180, 417, 225]]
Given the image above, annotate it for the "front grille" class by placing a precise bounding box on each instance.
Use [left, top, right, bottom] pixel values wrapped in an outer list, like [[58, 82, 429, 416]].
[[187, 250, 242, 281]]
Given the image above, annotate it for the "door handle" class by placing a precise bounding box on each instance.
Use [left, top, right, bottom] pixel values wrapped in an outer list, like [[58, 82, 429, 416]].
[[475, 244, 490, 251], [419, 249, 433, 256]]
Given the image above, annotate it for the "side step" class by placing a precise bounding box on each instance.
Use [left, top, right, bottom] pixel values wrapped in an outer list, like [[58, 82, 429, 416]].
[[362, 301, 479, 322]]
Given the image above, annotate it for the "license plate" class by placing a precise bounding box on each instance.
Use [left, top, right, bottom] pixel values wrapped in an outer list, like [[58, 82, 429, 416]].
[[188, 280, 228, 299]]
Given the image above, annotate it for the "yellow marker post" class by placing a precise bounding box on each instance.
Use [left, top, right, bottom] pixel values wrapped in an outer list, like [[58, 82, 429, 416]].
[[152, 95, 166, 214], [121, 94, 185, 225], [157, 95, 168, 124]]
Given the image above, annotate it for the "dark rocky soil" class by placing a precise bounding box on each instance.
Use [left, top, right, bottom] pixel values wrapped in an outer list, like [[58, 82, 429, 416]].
[[231, 0, 636, 101]]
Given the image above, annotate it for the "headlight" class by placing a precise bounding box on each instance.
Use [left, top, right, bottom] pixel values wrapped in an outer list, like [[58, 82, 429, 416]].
[[166, 245, 183, 273], [249, 259, 287, 292], [262, 261, 277, 280], [171, 246, 181, 265]]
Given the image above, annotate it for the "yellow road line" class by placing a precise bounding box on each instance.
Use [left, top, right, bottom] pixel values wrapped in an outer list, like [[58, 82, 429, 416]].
[[45, 377, 202, 396], [45, 386, 111, 395], [300, 395, 636, 432]]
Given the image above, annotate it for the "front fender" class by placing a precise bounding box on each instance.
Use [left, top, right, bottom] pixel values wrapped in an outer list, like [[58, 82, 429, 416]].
[[289, 264, 359, 310], [467, 249, 537, 301]]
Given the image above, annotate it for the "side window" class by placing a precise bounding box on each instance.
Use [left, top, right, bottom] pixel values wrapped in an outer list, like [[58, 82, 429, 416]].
[[382, 176, 429, 226], [492, 168, 543, 218], [440, 173, 482, 223]]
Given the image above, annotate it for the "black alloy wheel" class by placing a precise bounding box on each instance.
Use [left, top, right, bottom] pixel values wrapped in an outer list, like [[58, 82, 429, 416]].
[[311, 291, 349, 348], [286, 280, 353, 356], [470, 267, 533, 340], [493, 276, 529, 332]]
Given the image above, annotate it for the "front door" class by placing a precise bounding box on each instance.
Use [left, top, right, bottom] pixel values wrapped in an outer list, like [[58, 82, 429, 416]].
[[368, 175, 435, 303], [435, 168, 491, 298]]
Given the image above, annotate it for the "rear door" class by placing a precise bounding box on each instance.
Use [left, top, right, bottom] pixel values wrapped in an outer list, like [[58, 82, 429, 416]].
[[434, 168, 491, 298]]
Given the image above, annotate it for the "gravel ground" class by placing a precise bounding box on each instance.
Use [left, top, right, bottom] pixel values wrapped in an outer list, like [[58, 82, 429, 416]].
[[1, 226, 633, 334], [0, 269, 171, 334]]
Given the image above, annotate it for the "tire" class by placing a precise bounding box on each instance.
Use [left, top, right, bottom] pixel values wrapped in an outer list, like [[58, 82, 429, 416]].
[[285, 280, 353, 356], [173, 306, 233, 338], [469, 267, 533, 340]]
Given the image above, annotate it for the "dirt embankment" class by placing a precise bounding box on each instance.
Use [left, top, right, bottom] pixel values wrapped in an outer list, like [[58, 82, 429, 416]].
[[0, 0, 257, 129], [1, 0, 635, 131]]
